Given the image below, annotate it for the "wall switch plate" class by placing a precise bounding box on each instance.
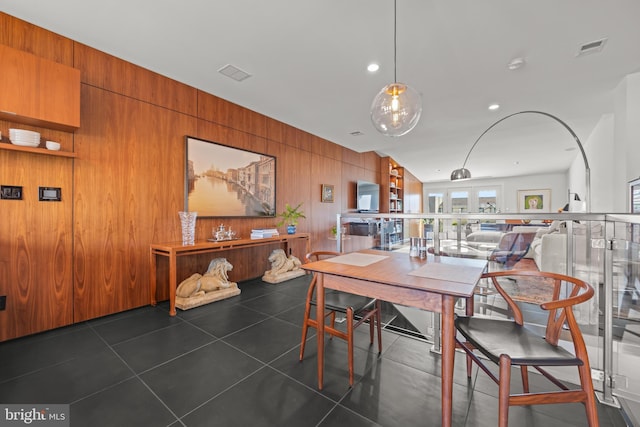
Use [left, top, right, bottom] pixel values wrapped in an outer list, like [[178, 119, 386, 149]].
[[38, 187, 62, 201], [1, 185, 23, 200]]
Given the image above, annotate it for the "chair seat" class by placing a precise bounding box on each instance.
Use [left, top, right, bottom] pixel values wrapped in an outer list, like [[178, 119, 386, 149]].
[[455, 316, 582, 366], [311, 290, 376, 315]]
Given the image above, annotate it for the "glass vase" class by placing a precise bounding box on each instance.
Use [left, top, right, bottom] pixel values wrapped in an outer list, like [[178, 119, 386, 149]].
[[179, 211, 197, 245]]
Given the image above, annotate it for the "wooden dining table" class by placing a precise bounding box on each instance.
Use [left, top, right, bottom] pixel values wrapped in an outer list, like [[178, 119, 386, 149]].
[[301, 249, 487, 427]]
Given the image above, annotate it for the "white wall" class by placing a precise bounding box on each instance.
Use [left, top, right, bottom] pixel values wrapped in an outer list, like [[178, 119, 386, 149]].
[[567, 71, 640, 213], [423, 172, 567, 213], [568, 113, 614, 213]]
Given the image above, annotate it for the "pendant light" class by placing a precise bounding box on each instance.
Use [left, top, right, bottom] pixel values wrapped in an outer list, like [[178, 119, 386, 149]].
[[370, 0, 422, 137]]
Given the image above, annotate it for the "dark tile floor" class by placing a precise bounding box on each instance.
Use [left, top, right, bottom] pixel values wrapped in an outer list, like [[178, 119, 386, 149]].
[[0, 275, 629, 427]]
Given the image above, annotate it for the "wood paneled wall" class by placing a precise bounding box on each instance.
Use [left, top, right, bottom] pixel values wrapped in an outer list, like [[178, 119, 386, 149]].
[[0, 12, 420, 340]]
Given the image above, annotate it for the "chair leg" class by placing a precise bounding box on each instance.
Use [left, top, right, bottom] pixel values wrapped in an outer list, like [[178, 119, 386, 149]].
[[466, 353, 473, 379], [376, 301, 382, 354], [347, 306, 355, 386], [520, 366, 530, 393], [578, 363, 600, 426], [369, 310, 375, 344], [498, 354, 512, 427], [299, 303, 312, 361], [299, 324, 309, 361]]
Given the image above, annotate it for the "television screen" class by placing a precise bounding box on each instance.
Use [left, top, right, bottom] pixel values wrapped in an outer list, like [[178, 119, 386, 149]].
[[357, 181, 380, 213]]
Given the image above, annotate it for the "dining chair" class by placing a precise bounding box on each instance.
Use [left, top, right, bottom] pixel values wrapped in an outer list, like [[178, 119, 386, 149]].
[[455, 270, 599, 427], [299, 251, 382, 386]]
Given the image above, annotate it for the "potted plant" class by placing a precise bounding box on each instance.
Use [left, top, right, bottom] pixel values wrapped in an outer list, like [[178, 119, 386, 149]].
[[276, 202, 306, 234]]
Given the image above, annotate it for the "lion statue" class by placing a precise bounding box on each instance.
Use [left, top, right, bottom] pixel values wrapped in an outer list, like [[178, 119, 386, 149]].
[[265, 249, 302, 276], [176, 258, 235, 299]]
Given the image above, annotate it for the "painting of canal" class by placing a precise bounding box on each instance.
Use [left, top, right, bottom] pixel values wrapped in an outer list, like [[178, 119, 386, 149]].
[[185, 137, 276, 217]]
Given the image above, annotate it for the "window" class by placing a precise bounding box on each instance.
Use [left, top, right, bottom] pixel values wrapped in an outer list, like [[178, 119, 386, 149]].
[[427, 192, 445, 213], [450, 191, 469, 213], [478, 189, 498, 213]]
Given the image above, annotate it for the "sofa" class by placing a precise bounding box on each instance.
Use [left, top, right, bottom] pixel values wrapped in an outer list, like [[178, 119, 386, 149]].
[[527, 221, 604, 283]]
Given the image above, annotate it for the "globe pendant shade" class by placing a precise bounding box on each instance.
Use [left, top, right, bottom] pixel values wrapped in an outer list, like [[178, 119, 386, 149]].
[[370, 82, 422, 137]]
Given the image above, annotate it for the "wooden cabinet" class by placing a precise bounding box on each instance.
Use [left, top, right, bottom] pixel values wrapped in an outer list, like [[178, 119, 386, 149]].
[[0, 44, 80, 131]]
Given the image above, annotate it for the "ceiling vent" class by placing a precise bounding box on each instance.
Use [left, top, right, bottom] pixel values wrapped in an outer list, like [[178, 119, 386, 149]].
[[218, 64, 252, 82], [576, 38, 607, 57]]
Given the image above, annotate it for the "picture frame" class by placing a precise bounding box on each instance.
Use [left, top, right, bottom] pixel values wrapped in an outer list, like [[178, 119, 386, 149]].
[[185, 136, 276, 217], [321, 184, 334, 203], [517, 189, 551, 213]]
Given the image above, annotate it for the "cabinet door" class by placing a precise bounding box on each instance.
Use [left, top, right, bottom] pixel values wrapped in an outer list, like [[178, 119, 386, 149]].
[[0, 44, 80, 131]]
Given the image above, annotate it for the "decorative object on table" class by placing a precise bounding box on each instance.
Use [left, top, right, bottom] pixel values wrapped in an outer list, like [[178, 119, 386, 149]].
[[175, 258, 241, 310], [517, 189, 551, 213], [409, 237, 420, 258], [184, 136, 276, 218], [178, 211, 197, 245], [209, 223, 238, 241], [261, 249, 305, 284], [321, 184, 334, 203], [276, 202, 305, 234], [450, 110, 591, 212], [370, 0, 422, 137]]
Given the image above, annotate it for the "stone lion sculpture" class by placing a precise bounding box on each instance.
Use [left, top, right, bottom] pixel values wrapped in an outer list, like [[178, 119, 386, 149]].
[[176, 258, 235, 299], [266, 249, 302, 276]]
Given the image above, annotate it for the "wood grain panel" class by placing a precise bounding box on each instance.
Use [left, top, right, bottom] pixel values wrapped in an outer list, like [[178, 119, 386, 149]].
[[73, 43, 198, 116], [197, 91, 268, 138], [404, 168, 423, 214], [0, 151, 73, 341], [73, 85, 197, 322], [270, 143, 312, 233], [341, 147, 364, 168], [266, 119, 286, 144], [311, 135, 342, 161], [0, 44, 80, 131], [0, 12, 73, 65], [341, 162, 378, 212], [309, 153, 343, 252]]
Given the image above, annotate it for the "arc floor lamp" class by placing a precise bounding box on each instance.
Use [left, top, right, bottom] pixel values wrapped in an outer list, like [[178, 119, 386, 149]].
[[450, 110, 591, 212]]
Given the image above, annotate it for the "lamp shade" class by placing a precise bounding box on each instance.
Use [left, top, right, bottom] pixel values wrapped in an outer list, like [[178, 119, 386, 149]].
[[370, 82, 422, 137], [450, 168, 471, 181]]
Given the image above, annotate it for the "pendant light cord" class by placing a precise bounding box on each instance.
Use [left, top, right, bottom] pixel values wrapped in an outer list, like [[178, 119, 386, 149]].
[[393, 0, 397, 83]]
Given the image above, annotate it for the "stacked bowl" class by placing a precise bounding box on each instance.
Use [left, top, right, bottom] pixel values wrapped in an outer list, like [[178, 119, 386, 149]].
[[9, 129, 41, 147]]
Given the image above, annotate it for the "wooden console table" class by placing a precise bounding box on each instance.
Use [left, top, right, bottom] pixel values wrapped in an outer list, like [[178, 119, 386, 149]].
[[150, 233, 310, 316]]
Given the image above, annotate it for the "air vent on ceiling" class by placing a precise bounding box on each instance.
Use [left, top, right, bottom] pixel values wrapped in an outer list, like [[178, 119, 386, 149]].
[[350, 131, 365, 136], [576, 38, 607, 57], [218, 64, 252, 82]]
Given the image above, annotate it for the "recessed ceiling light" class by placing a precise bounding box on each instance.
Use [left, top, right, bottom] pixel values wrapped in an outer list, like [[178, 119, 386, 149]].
[[488, 103, 500, 111], [367, 63, 380, 72], [507, 57, 526, 70]]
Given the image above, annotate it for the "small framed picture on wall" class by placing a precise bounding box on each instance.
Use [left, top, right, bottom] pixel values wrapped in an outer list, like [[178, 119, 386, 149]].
[[517, 189, 551, 213], [321, 184, 334, 203]]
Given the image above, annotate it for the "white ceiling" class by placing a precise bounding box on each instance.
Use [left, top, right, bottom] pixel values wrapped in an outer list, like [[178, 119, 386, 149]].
[[2, 0, 639, 183]]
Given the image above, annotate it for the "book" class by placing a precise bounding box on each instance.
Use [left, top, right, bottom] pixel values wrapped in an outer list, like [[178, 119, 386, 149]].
[[250, 229, 279, 239]]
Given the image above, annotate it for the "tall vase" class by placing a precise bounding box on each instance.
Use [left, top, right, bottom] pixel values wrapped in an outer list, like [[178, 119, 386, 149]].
[[179, 211, 197, 245]]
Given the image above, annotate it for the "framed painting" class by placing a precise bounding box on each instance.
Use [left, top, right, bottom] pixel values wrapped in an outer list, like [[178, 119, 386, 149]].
[[321, 184, 334, 203], [185, 136, 276, 217], [517, 189, 551, 213]]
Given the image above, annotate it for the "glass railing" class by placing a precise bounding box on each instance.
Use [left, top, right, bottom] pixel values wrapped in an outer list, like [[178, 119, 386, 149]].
[[335, 212, 640, 420]]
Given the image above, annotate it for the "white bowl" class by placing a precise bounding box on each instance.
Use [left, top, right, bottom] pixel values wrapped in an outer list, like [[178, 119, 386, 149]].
[[46, 141, 61, 151], [10, 139, 40, 147]]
